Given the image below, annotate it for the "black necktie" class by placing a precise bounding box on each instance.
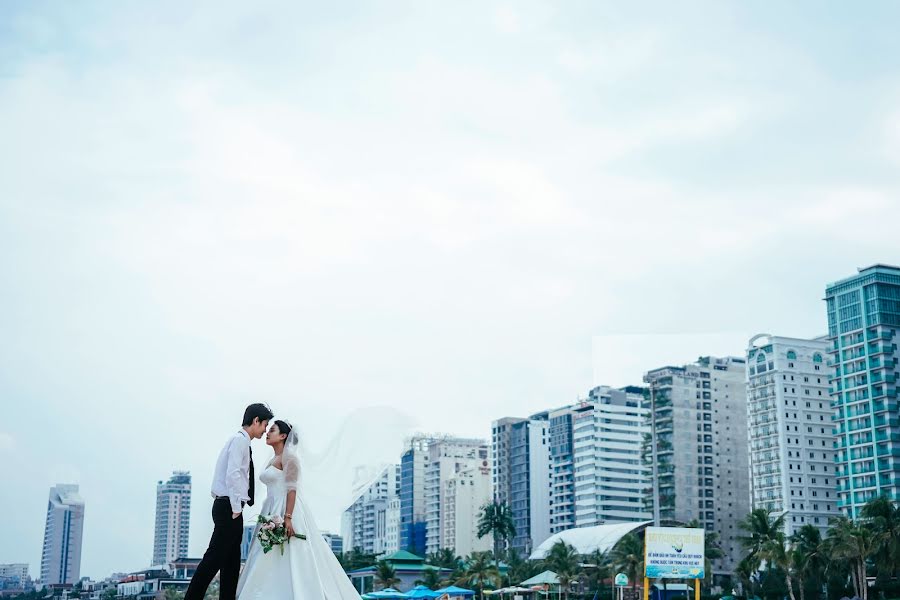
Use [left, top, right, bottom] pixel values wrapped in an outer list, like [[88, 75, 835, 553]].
[[247, 445, 255, 507]]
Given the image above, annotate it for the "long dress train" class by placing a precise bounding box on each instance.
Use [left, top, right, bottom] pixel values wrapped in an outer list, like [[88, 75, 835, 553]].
[[237, 458, 361, 600]]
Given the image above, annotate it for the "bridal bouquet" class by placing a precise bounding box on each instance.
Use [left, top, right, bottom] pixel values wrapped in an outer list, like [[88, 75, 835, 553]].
[[256, 515, 307, 554]]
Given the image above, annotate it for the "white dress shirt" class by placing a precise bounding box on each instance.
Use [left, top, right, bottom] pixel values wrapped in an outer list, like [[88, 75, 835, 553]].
[[210, 429, 251, 514]]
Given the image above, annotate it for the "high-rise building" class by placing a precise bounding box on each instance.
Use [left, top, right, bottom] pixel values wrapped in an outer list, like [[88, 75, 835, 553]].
[[40, 484, 85, 586], [547, 406, 576, 534], [644, 356, 750, 575], [342, 465, 400, 555], [152, 471, 191, 566], [491, 416, 550, 556], [572, 386, 651, 527], [424, 437, 489, 554], [826, 264, 900, 517], [384, 498, 401, 555], [746, 334, 839, 536], [400, 435, 433, 554], [441, 456, 493, 556]]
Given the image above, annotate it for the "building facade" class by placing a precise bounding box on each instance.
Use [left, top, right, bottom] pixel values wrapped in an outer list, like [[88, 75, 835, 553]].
[[440, 455, 493, 556], [400, 436, 432, 555], [547, 406, 576, 535], [826, 264, 900, 517], [321, 532, 344, 554], [0, 564, 30, 594], [152, 471, 191, 566], [40, 484, 85, 586], [572, 386, 651, 527], [424, 437, 489, 554], [491, 416, 550, 556], [342, 465, 400, 555], [746, 334, 838, 536], [644, 356, 750, 575]]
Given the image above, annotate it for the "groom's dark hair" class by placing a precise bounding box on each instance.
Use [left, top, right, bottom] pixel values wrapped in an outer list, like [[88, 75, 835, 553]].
[[242, 403, 274, 426]]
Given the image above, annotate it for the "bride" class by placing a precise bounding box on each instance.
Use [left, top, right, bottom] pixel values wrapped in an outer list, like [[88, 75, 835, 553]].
[[237, 419, 362, 599]]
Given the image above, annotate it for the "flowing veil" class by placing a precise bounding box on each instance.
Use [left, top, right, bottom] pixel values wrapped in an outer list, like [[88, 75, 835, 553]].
[[249, 405, 418, 536]]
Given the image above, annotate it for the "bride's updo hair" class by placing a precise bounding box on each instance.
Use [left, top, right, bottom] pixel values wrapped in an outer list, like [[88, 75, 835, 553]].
[[273, 419, 292, 442]]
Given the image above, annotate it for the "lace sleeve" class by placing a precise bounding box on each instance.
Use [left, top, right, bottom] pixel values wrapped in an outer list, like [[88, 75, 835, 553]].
[[283, 452, 300, 492]]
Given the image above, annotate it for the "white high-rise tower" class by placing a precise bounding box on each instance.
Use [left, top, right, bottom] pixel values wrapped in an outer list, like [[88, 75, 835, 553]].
[[152, 471, 192, 566], [40, 484, 85, 586]]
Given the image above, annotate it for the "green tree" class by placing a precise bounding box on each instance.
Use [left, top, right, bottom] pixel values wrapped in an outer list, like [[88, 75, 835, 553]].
[[738, 509, 786, 571], [542, 541, 582, 600], [458, 551, 501, 600], [826, 516, 883, 600], [860, 495, 900, 580], [375, 560, 401, 590], [507, 548, 544, 586], [416, 568, 444, 589], [164, 589, 186, 600], [428, 548, 461, 570], [609, 533, 644, 595], [760, 532, 798, 600], [581, 548, 611, 599], [791, 524, 826, 600], [477, 501, 516, 564]]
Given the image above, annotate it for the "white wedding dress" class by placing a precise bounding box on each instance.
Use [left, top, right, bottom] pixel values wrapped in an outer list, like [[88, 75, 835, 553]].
[[237, 457, 361, 600]]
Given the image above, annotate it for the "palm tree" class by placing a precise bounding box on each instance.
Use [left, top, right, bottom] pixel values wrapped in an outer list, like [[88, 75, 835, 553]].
[[609, 533, 644, 595], [791, 524, 826, 600], [478, 501, 516, 564], [581, 548, 610, 599], [826, 516, 883, 600], [860, 495, 900, 580], [429, 548, 461, 570], [416, 567, 444, 589], [760, 532, 798, 600], [375, 560, 401, 590], [738, 509, 786, 570], [458, 551, 501, 600], [542, 541, 582, 600]]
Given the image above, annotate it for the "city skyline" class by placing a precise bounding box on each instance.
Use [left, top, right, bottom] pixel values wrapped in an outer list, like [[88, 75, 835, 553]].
[[4, 0, 900, 580]]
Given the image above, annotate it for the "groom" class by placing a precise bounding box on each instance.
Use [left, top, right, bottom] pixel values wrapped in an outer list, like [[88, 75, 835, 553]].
[[185, 403, 274, 600]]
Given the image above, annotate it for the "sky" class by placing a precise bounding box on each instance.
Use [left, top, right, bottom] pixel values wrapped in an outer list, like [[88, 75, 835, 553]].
[[2, 0, 900, 581]]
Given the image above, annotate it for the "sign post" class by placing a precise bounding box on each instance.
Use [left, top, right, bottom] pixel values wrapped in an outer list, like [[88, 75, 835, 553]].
[[643, 527, 705, 600], [614, 573, 628, 600]]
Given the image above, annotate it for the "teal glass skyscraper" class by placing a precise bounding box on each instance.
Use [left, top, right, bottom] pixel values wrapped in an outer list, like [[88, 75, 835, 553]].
[[826, 264, 900, 517]]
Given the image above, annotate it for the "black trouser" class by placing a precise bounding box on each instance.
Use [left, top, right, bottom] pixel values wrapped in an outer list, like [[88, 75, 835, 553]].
[[185, 498, 244, 600]]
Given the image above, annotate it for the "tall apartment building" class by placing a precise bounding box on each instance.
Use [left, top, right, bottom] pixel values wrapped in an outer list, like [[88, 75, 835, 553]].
[[746, 335, 838, 536], [424, 437, 489, 554], [644, 356, 750, 575], [572, 386, 651, 527], [439, 453, 493, 557], [491, 416, 550, 556], [400, 436, 433, 555], [384, 498, 401, 556], [342, 465, 401, 555], [826, 265, 900, 517], [547, 406, 576, 534], [40, 484, 85, 586], [152, 471, 191, 565]]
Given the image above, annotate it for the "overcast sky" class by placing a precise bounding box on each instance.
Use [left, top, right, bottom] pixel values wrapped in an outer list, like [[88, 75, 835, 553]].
[[2, 0, 900, 581]]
